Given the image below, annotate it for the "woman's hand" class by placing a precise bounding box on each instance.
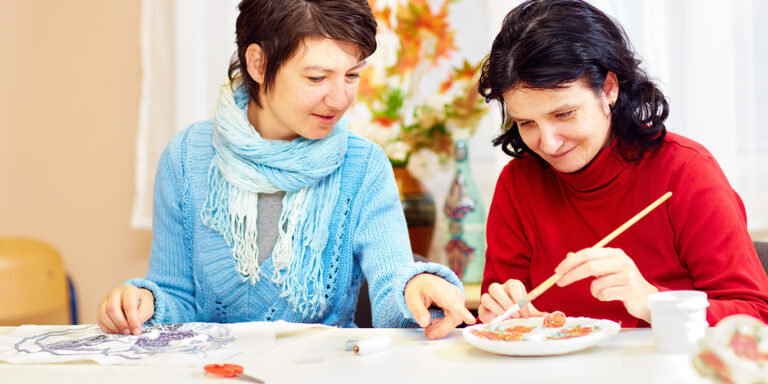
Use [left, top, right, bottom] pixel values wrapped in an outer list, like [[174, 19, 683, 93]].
[[97, 285, 155, 335], [478, 279, 545, 323], [404, 273, 476, 339], [555, 247, 658, 322]]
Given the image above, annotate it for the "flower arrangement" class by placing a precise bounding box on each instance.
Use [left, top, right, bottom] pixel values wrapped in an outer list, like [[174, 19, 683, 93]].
[[349, 0, 489, 172]]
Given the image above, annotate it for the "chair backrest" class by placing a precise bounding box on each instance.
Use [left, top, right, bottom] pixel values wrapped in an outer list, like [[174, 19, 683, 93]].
[[755, 241, 768, 276], [0, 238, 74, 325]]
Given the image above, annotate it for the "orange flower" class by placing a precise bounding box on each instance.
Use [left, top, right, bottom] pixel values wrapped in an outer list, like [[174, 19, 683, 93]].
[[356, 66, 380, 103], [372, 116, 398, 128], [392, 0, 456, 74], [351, 0, 488, 166], [368, 0, 393, 30]]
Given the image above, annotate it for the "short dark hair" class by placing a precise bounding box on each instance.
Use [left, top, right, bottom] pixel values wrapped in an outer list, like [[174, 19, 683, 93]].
[[479, 0, 668, 160], [228, 0, 377, 107]]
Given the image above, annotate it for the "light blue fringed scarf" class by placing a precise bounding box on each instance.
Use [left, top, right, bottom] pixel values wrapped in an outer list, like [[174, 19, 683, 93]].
[[201, 79, 347, 318]]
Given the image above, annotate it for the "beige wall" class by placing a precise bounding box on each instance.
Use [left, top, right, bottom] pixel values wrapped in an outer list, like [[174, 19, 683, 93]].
[[0, 1, 151, 324]]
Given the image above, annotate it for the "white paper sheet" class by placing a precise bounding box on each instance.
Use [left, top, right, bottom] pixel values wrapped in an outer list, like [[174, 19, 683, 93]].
[[0, 322, 277, 366]]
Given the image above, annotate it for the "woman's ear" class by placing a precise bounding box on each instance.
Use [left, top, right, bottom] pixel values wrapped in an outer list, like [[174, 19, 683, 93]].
[[245, 43, 266, 84], [601, 71, 619, 115]]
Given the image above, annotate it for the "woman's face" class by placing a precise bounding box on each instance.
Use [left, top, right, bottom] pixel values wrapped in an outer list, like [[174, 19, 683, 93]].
[[248, 37, 365, 141], [502, 75, 618, 173]]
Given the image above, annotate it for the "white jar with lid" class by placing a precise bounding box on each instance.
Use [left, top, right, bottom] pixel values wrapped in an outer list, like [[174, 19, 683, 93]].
[[647, 290, 710, 354]]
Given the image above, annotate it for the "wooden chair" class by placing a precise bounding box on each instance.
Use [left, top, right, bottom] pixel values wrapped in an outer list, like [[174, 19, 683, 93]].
[[755, 241, 768, 276], [0, 238, 77, 325]]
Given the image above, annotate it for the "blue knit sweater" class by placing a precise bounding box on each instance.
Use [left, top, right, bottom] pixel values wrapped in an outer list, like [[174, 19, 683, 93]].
[[127, 122, 462, 328]]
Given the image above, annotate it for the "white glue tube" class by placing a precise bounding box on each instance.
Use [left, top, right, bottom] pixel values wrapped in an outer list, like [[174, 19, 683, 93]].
[[352, 335, 391, 355]]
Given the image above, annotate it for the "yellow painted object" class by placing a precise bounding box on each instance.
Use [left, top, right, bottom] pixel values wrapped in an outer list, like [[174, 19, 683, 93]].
[[0, 238, 71, 325]]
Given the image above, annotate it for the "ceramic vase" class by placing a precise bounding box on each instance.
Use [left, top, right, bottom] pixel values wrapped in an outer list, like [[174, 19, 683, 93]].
[[444, 139, 486, 283], [392, 166, 435, 258]]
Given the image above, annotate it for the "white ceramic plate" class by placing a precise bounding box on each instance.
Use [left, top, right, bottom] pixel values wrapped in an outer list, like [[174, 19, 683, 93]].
[[463, 316, 620, 356]]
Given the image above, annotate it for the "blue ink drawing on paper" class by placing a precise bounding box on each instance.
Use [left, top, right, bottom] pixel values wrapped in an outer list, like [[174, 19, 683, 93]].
[[14, 323, 235, 360]]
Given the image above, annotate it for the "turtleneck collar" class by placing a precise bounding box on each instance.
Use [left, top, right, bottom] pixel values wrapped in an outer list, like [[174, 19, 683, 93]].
[[552, 137, 633, 199]]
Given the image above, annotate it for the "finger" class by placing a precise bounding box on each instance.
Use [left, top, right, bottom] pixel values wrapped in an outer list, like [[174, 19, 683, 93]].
[[97, 301, 120, 334], [428, 287, 476, 325], [122, 290, 142, 335], [555, 248, 618, 279], [589, 271, 627, 300], [557, 250, 624, 287], [424, 315, 463, 340], [524, 302, 546, 317], [501, 279, 529, 301], [599, 284, 655, 322], [488, 282, 515, 311], [501, 280, 532, 318], [137, 290, 155, 326], [479, 293, 504, 320], [554, 251, 582, 277], [97, 315, 118, 334], [592, 284, 631, 303], [105, 289, 131, 335], [423, 317, 445, 339], [404, 288, 432, 328]]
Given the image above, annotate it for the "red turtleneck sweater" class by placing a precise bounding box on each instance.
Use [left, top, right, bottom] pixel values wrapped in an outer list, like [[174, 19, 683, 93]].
[[483, 132, 768, 327]]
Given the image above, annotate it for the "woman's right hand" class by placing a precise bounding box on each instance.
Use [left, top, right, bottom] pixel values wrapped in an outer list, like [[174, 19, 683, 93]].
[[478, 279, 545, 323], [97, 285, 155, 335]]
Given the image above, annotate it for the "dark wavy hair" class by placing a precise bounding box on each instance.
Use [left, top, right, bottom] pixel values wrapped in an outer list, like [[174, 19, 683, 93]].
[[228, 0, 377, 107], [478, 0, 668, 160]]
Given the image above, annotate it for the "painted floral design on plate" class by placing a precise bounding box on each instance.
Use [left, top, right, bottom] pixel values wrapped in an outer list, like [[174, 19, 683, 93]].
[[692, 315, 768, 384], [463, 315, 620, 356]]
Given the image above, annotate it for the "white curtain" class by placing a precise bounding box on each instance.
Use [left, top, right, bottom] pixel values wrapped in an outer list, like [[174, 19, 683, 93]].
[[484, 0, 768, 238], [132, 0, 238, 229], [133, 0, 768, 240]]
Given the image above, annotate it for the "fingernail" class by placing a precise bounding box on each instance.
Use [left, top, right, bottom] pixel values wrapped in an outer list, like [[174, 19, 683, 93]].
[[122, 329, 130, 335], [132, 328, 141, 335], [419, 315, 430, 327]]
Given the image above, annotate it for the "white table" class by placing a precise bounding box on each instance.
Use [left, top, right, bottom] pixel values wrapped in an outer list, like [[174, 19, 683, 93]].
[[0, 326, 707, 383]]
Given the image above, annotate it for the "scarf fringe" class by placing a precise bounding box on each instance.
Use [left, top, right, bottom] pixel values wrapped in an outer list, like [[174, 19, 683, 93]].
[[201, 165, 262, 282], [200, 80, 346, 319], [228, 184, 261, 283], [203, 168, 334, 318]]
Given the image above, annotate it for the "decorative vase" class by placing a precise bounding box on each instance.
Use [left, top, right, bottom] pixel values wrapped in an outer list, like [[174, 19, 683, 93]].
[[444, 139, 486, 283], [392, 166, 436, 258]]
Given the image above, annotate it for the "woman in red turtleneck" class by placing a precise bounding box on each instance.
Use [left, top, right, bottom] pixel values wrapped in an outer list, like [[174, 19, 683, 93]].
[[477, 0, 768, 328]]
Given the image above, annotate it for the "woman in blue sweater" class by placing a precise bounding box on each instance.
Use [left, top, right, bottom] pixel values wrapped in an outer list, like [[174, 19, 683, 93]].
[[96, 0, 475, 339]]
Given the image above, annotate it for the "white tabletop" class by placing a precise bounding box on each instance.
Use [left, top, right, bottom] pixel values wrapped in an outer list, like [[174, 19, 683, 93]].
[[0, 325, 707, 384]]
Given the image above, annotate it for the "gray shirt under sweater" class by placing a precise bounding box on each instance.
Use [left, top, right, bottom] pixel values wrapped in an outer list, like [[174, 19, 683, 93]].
[[257, 191, 285, 265]]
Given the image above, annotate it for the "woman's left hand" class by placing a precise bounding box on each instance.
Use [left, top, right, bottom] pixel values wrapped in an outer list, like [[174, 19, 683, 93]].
[[404, 273, 477, 339], [554, 247, 659, 322]]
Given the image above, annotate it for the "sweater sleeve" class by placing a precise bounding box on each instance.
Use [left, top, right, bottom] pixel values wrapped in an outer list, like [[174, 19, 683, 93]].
[[126, 130, 198, 324], [669, 149, 768, 325], [482, 163, 534, 295], [352, 146, 463, 328]]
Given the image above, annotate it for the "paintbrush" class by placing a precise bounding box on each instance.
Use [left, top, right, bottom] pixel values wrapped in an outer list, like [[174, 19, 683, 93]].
[[486, 191, 673, 330]]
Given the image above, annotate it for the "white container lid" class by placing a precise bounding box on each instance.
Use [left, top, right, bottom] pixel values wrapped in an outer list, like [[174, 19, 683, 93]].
[[647, 290, 710, 311]]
